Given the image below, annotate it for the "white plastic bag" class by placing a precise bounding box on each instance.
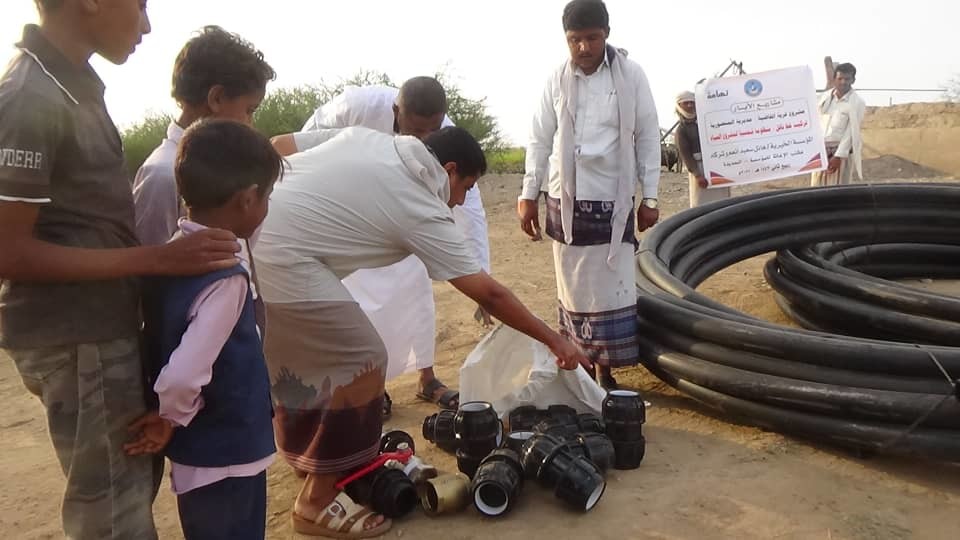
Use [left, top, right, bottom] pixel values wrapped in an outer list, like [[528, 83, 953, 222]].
[[458, 325, 606, 419]]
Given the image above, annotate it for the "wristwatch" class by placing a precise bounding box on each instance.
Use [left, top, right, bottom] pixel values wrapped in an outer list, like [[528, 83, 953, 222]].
[[641, 198, 659, 209]]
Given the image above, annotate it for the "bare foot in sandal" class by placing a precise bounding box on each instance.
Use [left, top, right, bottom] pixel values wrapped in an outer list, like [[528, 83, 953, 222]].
[[416, 369, 459, 410], [292, 473, 389, 538]]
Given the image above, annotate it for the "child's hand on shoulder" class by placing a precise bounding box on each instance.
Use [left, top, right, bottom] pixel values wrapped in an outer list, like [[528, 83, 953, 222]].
[[124, 411, 175, 455]]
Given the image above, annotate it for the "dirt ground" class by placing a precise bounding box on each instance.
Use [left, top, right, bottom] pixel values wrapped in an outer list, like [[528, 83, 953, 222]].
[[2, 170, 960, 540]]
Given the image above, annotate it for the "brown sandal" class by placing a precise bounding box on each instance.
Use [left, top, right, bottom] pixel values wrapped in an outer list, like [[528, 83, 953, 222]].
[[292, 492, 392, 539]]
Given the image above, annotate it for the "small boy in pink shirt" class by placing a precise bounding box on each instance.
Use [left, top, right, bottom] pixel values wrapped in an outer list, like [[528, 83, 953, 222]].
[[125, 119, 284, 540]]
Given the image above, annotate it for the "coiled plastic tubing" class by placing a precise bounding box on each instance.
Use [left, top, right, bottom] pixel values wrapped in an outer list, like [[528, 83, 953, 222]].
[[636, 183, 960, 461]]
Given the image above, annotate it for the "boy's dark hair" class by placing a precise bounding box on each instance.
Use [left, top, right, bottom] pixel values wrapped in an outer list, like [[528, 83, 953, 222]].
[[424, 127, 487, 178], [398, 77, 447, 117], [562, 0, 610, 32], [176, 120, 283, 210], [172, 26, 276, 107], [835, 63, 857, 79]]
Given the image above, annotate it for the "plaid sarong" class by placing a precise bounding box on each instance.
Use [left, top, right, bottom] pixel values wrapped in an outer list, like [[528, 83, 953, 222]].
[[558, 303, 639, 368], [545, 196, 636, 247]]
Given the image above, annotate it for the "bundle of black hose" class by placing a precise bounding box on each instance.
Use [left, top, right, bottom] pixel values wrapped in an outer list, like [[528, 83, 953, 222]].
[[505, 431, 535, 454], [635, 183, 960, 460], [423, 410, 458, 452], [577, 432, 616, 472], [576, 413, 605, 434], [455, 402, 502, 445], [343, 466, 419, 519], [380, 430, 416, 454], [471, 449, 524, 517]]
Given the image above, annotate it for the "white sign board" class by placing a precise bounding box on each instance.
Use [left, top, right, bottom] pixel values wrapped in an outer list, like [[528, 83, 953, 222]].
[[696, 66, 826, 188]]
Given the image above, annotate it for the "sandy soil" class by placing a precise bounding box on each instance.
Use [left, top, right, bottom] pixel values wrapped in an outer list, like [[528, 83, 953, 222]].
[[2, 171, 959, 540]]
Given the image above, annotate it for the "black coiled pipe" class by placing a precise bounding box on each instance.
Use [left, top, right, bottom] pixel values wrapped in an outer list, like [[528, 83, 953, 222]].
[[636, 183, 960, 461]]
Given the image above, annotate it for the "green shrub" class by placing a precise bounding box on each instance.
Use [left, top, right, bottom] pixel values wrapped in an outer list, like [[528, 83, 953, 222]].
[[122, 113, 173, 176], [487, 147, 526, 174], [120, 70, 506, 174]]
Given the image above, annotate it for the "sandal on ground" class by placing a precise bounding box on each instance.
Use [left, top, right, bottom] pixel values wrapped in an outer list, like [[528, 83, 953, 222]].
[[416, 378, 459, 410], [382, 391, 392, 420], [292, 491, 392, 539]]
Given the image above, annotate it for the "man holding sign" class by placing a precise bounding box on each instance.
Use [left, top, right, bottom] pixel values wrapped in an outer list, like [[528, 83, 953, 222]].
[[696, 66, 829, 189], [810, 63, 866, 186]]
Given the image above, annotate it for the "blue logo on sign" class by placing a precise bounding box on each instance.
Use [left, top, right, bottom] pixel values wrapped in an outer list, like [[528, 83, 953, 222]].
[[744, 79, 763, 97]]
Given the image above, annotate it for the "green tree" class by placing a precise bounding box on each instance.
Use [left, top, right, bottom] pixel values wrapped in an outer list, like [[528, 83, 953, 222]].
[[121, 112, 173, 176], [253, 70, 394, 138], [120, 69, 505, 173]]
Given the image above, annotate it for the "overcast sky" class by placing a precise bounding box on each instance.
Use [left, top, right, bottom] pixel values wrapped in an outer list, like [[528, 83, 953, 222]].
[[3, 0, 957, 144]]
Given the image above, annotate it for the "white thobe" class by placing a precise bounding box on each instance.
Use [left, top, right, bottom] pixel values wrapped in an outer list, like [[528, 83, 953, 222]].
[[301, 86, 490, 379]]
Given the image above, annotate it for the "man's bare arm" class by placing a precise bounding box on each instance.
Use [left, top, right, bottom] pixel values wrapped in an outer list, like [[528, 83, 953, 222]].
[[449, 272, 590, 370]]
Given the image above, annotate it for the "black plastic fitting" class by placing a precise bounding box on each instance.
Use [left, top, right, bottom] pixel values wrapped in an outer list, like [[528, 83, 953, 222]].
[[507, 405, 540, 432], [576, 413, 606, 434], [547, 404, 579, 424], [455, 402, 502, 445], [611, 436, 646, 470], [423, 410, 459, 452], [380, 430, 416, 454], [455, 448, 485, 479], [577, 432, 616, 472], [533, 417, 580, 440], [343, 466, 418, 519], [471, 449, 524, 517], [505, 431, 535, 455]]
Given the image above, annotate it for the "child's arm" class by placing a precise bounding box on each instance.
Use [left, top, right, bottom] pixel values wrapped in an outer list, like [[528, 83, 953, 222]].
[[126, 273, 248, 454], [154, 274, 249, 427]]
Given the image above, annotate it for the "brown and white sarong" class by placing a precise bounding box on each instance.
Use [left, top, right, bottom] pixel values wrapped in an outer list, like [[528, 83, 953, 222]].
[[262, 300, 387, 475]]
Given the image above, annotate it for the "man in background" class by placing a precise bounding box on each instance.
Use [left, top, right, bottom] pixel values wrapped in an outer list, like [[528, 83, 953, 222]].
[[811, 62, 866, 186]]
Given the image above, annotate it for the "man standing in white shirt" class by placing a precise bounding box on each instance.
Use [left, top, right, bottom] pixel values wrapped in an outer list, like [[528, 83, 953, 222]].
[[517, 0, 661, 389], [811, 63, 866, 186], [296, 77, 491, 413]]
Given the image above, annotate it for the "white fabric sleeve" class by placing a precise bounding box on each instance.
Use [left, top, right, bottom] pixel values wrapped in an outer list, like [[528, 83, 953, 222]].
[[836, 98, 865, 157], [132, 160, 181, 246], [293, 129, 345, 152], [452, 187, 491, 273], [403, 213, 482, 281], [633, 66, 661, 200], [521, 75, 558, 200]]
